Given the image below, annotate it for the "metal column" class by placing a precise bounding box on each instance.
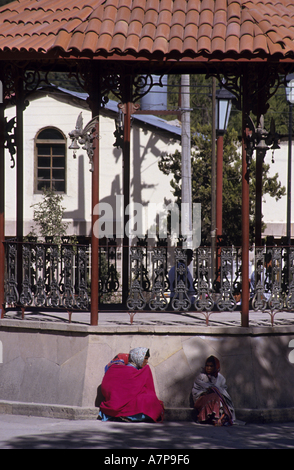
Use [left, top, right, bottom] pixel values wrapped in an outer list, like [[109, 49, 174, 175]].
[[0, 103, 5, 317], [241, 72, 250, 327]]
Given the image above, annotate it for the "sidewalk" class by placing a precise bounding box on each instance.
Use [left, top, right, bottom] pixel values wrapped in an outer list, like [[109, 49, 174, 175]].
[[3, 307, 294, 328], [0, 413, 294, 449]]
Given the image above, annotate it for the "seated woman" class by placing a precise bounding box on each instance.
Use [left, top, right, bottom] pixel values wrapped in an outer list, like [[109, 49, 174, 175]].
[[192, 355, 235, 426], [99, 347, 164, 423]]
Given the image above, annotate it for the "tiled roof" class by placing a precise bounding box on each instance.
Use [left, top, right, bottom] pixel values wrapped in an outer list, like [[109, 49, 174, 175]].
[[1, 0, 294, 59]]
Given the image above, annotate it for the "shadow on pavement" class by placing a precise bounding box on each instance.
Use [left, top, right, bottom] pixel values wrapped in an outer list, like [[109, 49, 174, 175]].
[[2, 421, 294, 449]]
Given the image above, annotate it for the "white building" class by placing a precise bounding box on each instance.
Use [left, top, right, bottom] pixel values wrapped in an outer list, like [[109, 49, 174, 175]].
[[4, 84, 291, 243], [4, 85, 182, 239], [262, 139, 294, 239]]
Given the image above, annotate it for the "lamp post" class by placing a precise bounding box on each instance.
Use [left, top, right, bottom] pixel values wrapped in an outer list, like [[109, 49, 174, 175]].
[[285, 74, 294, 245], [215, 87, 233, 247]]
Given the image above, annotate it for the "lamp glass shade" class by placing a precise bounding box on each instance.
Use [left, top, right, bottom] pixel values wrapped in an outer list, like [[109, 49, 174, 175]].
[[286, 79, 294, 104], [216, 98, 232, 132], [215, 87, 233, 132]]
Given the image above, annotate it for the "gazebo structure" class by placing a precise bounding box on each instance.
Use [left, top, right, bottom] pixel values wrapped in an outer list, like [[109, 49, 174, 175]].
[[1, 0, 294, 327]]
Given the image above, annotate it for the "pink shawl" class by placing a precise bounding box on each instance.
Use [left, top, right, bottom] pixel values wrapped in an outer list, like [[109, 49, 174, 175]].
[[100, 364, 164, 422]]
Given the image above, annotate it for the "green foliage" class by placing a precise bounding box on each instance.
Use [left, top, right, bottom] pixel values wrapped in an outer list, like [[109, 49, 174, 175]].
[[28, 188, 69, 245], [158, 125, 286, 246]]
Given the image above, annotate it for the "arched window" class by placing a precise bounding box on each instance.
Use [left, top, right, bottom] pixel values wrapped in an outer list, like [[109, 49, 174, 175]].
[[35, 127, 66, 193]]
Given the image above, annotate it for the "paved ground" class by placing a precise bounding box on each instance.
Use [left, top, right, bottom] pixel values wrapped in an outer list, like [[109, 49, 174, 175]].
[[3, 307, 294, 328], [0, 414, 294, 450]]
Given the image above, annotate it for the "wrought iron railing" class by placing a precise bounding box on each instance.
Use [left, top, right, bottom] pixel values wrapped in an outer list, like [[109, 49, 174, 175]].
[[4, 237, 90, 313], [3, 237, 294, 325]]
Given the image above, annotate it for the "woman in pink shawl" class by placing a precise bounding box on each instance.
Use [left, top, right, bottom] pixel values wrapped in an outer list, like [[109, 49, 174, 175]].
[[192, 356, 235, 426], [99, 347, 164, 422]]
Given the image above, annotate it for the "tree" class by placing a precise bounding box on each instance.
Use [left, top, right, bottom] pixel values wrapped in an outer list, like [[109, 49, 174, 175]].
[[28, 188, 69, 244], [158, 125, 286, 246]]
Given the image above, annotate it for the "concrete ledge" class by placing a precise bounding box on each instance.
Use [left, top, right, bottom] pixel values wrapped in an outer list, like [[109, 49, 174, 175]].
[[235, 407, 294, 424], [0, 400, 294, 424], [2, 317, 294, 336], [0, 400, 99, 420]]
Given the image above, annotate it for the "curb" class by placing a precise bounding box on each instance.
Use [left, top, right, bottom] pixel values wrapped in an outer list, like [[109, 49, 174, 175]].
[[1, 400, 294, 424]]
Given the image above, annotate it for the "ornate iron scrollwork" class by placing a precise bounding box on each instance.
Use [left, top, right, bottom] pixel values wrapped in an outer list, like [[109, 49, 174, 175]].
[[5, 240, 19, 306], [216, 247, 237, 312], [252, 247, 268, 311], [127, 247, 146, 311], [4, 116, 16, 168], [47, 243, 61, 308], [286, 248, 294, 310], [20, 243, 33, 307], [61, 243, 75, 309], [68, 112, 99, 172], [149, 247, 168, 311], [194, 247, 214, 312], [268, 247, 284, 311], [34, 244, 47, 307], [106, 240, 120, 293], [99, 239, 120, 303], [75, 244, 89, 310], [171, 248, 191, 312], [136, 236, 151, 292]]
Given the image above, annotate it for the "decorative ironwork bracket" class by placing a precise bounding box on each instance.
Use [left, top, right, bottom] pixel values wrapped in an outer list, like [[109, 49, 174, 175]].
[[244, 114, 280, 176], [68, 112, 99, 172], [4, 116, 16, 168]]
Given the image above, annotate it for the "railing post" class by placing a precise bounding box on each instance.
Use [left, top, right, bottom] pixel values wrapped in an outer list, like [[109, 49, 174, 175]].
[[241, 71, 250, 327], [90, 120, 99, 326], [0, 102, 5, 317]]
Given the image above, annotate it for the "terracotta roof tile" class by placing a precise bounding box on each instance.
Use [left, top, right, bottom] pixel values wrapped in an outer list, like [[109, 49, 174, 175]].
[[159, 9, 172, 26], [81, 30, 99, 51], [212, 23, 227, 39], [67, 30, 85, 51], [96, 31, 112, 51], [240, 33, 254, 51], [226, 34, 240, 52], [227, 1, 242, 21], [183, 35, 197, 51], [1, 0, 294, 59], [198, 35, 212, 52], [185, 9, 199, 26], [99, 18, 114, 36], [153, 36, 168, 54], [128, 20, 142, 37], [214, 10, 227, 25], [212, 36, 226, 52], [139, 35, 154, 52]]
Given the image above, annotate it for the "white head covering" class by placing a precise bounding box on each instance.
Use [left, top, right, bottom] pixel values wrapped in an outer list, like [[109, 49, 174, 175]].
[[128, 347, 150, 369]]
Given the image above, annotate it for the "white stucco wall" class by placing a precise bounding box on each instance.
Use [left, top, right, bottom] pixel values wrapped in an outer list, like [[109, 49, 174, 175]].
[[262, 140, 294, 238], [4, 91, 180, 239]]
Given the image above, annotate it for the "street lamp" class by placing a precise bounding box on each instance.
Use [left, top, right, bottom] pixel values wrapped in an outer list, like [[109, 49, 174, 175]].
[[285, 74, 294, 245], [215, 87, 234, 246], [215, 87, 233, 135]]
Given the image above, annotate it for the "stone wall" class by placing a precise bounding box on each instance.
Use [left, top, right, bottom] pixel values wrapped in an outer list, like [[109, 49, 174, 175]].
[[1, 320, 294, 414]]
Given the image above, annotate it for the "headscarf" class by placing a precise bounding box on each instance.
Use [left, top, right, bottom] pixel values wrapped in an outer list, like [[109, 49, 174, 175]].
[[205, 355, 220, 378], [128, 347, 150, 369], [104, 353, 129, 373]]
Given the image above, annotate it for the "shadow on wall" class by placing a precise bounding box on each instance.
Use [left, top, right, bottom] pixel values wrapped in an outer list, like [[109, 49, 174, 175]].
[[143, 334, 294, 411], [93, 332, 294, 414]]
